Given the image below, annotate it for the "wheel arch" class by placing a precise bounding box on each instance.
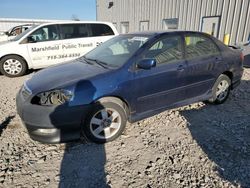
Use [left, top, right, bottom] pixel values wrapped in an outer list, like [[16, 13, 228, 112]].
[[94, 96, 131, 118], [221, 71, 233, 88], [0, 54, 29, 68]]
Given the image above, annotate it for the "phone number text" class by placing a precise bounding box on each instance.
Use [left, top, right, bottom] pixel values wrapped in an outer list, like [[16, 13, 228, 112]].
[[47, 53, 81, 60]]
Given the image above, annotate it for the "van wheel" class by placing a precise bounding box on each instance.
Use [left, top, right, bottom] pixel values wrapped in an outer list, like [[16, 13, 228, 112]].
[[0, 55, 28, 77], [83, 101, 127, 143], [208, 74, 231, 104]]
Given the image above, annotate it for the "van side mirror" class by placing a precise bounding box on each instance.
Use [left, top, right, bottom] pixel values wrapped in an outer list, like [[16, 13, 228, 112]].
[[27, 36, 36, 43], [4, 31, 10, 36], [137, 58, 156, 70]]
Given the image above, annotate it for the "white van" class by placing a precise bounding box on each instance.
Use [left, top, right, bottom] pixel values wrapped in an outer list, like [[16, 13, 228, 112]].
[[0, 21, 118, 77]]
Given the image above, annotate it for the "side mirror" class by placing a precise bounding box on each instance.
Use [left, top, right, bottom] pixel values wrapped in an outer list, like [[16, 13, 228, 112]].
[[27, 36, 36, 43], [137, 58, 156, 70], [4, 31, 10, 36]]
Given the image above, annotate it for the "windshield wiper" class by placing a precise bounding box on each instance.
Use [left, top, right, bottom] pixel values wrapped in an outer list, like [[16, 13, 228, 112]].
[[79, 56, 94, 65], [83, 57, 109, 69]]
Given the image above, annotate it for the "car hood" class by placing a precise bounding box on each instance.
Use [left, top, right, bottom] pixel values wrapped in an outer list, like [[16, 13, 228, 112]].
[[26, 59, 108, 94], [0, 40, 11, 45]]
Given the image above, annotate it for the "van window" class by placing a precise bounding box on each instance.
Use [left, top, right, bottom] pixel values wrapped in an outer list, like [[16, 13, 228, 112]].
[[60, 24, 90, 39], [90, 24, 114, 36], [28, 25, 59, 42]]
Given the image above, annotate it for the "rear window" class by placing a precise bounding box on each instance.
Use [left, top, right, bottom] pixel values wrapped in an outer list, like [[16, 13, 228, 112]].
[[185, 34, 220, 59], [90, 24, 114, 37]]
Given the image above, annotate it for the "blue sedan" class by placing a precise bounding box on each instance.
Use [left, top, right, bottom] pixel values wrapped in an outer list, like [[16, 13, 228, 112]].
[[16, 31, 243, 143]]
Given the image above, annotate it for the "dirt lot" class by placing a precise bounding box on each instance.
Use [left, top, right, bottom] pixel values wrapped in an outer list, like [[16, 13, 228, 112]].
[[0, 69, 250, 188]]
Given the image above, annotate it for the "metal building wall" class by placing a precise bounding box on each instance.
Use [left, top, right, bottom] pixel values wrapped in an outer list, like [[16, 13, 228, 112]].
[[96, 0, 250, 44]]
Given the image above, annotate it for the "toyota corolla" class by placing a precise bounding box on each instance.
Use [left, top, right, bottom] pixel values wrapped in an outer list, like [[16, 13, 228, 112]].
[[16, 31, 243, 143]]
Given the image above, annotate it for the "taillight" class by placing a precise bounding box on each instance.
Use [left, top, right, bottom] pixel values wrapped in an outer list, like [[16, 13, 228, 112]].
[[240, 52, 244, 62]]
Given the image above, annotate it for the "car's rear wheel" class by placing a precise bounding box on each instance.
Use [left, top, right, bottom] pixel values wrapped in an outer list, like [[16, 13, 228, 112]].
[[208, 74, 231, 104], [83, 100, 127, 143], [0, 55, 27, 77]]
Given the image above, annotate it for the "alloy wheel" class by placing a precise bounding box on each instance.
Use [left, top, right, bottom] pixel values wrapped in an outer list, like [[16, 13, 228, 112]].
[[3, 59, 23, 75], [216, 80, 229, 102], [90, 108, 122, 139]]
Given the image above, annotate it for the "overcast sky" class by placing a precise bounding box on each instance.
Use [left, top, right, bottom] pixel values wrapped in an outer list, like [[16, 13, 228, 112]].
[[0, 0, 96, 20]]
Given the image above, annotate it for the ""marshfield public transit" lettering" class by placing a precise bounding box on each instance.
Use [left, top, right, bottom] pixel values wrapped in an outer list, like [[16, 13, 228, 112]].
[[31, 43, 93, 52], [31, 45, 59, 52]]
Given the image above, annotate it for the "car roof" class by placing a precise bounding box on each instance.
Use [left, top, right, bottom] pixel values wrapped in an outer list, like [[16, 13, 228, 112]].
[[16, 24, 33, 27], [37, 21, 115, 26], [128, 30, 207, 37]]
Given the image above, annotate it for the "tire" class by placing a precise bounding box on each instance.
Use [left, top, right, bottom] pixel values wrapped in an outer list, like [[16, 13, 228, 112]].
[[83, 100, 127, 143], [208, 74, 231, 104], [0, 55, 28, 77]]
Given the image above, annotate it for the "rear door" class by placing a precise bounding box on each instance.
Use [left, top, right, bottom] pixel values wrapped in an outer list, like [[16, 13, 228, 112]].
[[59, 23, 116, 62], [133, 34, 188, 113], [59, 23, 92, 61], [184, 33, 222, 99]]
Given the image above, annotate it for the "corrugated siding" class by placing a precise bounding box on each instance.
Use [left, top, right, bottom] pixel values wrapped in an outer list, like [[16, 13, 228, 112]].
[[97, 0, 250, 44]]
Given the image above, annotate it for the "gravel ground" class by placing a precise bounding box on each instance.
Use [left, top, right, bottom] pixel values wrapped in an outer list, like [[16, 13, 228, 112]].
[[0, 69, 250, 188]]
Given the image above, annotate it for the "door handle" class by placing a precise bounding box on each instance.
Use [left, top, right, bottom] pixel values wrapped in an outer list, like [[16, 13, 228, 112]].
[[215, 56, 223, 63], [177, 64, 185, 71]]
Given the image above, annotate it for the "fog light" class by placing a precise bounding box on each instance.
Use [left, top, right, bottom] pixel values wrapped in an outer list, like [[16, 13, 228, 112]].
[[37, 128, 58, 134]]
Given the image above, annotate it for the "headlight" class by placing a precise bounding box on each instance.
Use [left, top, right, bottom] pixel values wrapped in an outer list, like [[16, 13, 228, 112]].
[[35, 89, 74, 106], [21, 82, 32, 100]]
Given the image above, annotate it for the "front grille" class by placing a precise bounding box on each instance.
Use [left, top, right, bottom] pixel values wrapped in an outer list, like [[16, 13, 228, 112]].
[[21, 83, 32, 100]]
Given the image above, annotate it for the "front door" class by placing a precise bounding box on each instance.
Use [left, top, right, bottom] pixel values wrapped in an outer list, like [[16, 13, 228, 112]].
[[133, 34, 188, 113], [201, 16, 220, 38], [26, 24, 63, 68]]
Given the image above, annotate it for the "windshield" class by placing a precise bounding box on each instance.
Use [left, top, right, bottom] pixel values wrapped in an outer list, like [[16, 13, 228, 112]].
[[84, 35, 149, 67], [11, 25, 39, 41], [6, 27, 12, 34]]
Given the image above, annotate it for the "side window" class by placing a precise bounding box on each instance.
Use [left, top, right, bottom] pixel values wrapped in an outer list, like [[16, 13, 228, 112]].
[[10, 27, 22, 36], [185, 34, 220, 59], [78, 24, 89, 37], [145, 36, 183, 65], [28, 25, 59, 42], [60, 24, 90, 39], [22, 26, 30, 33], [90, 24, 114, 37]]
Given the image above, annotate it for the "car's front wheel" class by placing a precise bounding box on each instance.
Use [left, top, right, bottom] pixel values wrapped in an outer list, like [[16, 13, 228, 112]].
[[83, 100, 127, 143], [209, 74, 231, 104], [0, 55, 28, 77]]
